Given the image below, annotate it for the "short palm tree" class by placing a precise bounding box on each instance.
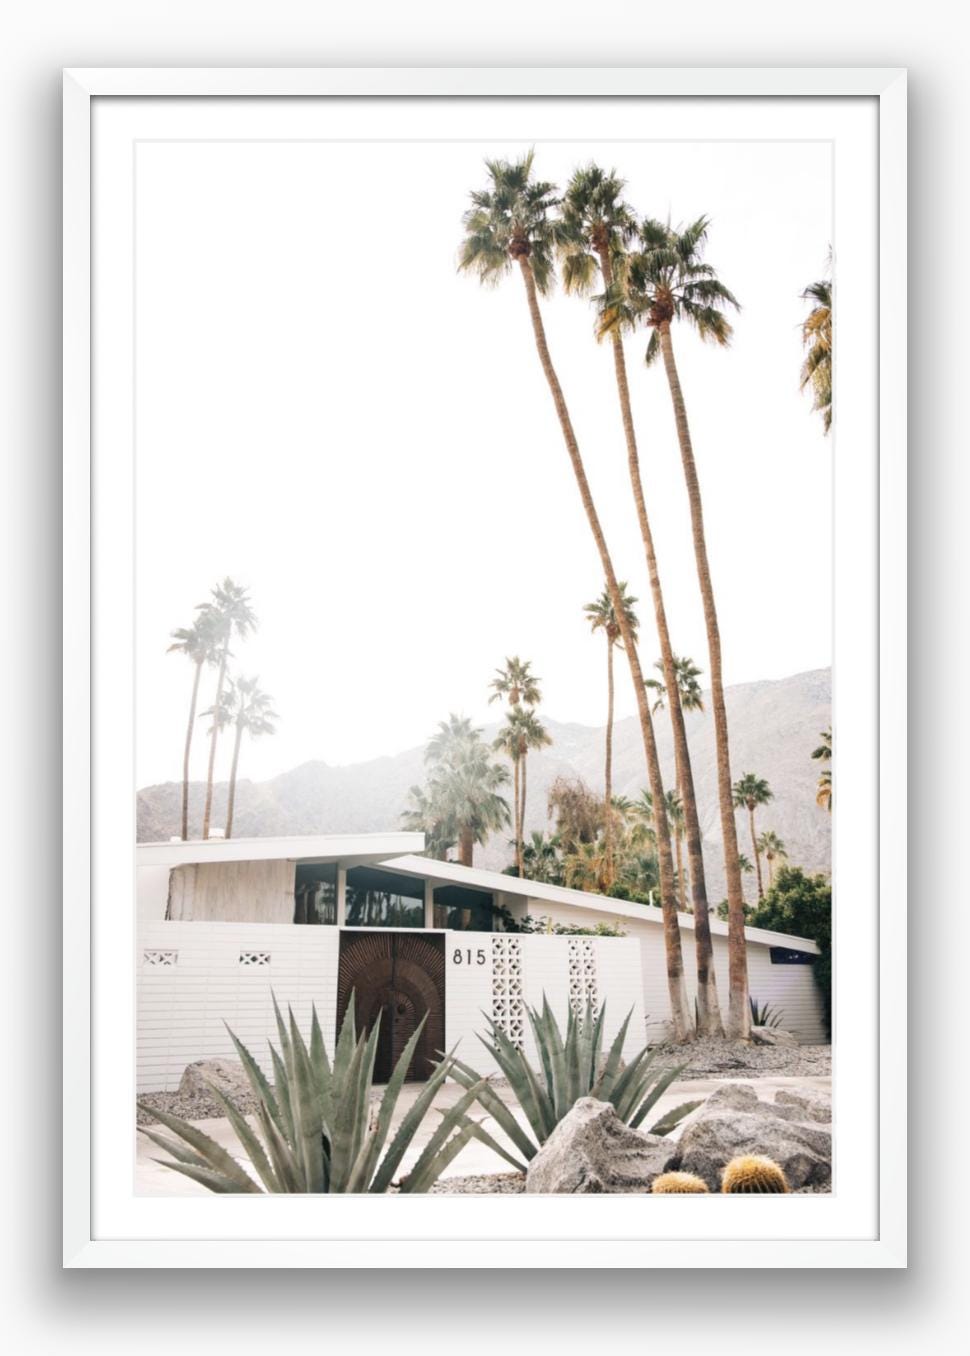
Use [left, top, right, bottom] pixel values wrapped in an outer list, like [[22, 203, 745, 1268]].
[[460, 153, 691, 1039], [562, 164, 722, 1034], [222, 676, 278, 839], [610, 214, 748, 1036], [400, 784, 456, 862], [800, 270, 832, 434], [732, 773, 774, 900], [167, 607, 220, 840], [756, 830, 788, 888], [199, 578, 257, 839], [521, 831, 563, 885], [636, 789, 689, 912], [584, 582, 638, 890], [813, 726, 832, 811]]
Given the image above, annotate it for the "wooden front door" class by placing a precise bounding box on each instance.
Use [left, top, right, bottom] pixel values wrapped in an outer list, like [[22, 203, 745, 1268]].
[[336, 932, 445, 1083]]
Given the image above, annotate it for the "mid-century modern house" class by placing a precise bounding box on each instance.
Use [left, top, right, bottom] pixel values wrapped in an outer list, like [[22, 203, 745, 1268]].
[[136, 832, 827, 1092]]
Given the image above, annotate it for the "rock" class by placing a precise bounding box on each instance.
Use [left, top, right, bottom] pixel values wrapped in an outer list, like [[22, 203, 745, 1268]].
[[667, 1082, 831, 1190], [525, 1098, 675, 1194], [178, 1058, 251, 1102], [774, 1087, 832, 1123], [750, 1026, 799, 1047]]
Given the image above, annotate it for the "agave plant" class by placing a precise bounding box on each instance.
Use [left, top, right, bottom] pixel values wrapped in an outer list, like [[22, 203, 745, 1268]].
[[138, 994, 517, 1193], [749, 997, 784, 1030], [448, 997, 699, 1162]]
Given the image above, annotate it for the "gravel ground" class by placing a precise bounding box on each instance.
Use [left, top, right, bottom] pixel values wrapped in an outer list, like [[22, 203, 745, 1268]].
[[137, 1088, 262, 1127], [655, 1038, 832, 1081]]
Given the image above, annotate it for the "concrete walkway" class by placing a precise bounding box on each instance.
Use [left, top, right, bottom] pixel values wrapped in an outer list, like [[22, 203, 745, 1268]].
[[136, 1074, 831, 1195]]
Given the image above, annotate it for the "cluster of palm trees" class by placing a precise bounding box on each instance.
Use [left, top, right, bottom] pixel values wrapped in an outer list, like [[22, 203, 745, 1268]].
[[168, 577, 277, 840], [460, 154, 762, 1039]]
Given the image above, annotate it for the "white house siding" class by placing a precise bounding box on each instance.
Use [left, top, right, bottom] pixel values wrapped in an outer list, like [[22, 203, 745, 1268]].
[[138, 921, 339, 1092], [137, 865, 171, 925], [509, 895, 827, 1045]]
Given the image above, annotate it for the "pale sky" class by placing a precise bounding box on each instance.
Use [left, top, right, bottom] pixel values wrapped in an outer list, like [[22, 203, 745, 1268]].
[[135, 137, 832, 788]]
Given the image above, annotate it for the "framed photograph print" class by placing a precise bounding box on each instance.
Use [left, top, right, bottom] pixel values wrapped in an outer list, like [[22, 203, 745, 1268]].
[[63, 66, 906, 1268]]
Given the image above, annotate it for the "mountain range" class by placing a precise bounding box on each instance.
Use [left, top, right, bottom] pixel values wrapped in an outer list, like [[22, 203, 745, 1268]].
[[137, 666, 831, 900]]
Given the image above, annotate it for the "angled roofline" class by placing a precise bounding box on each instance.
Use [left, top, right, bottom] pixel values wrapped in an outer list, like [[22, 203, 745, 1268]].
[[381, 853, 822, 955], [135, 831, 425, 869]]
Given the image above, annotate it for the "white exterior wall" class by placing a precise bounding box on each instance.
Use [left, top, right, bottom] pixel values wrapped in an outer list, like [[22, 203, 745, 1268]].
[[137, 865, 172, 924], [509, 896, 827, 1044], [139, 923, 651, 1091], [138, 921, 340, 1092]]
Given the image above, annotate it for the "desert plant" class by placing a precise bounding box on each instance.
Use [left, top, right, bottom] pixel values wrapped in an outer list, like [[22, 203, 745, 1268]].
[[138, 994, 515, 1193], [749, 997, 784, 1029], [448, 996, 699, 1162], [721, 1154, 789, 1194], [652, 1171, 710, 1194]]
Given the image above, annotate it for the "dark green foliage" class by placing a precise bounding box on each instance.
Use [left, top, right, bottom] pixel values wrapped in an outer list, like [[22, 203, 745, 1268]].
[[749, 996, 784, 1029], [749, 866, 832, 1034]]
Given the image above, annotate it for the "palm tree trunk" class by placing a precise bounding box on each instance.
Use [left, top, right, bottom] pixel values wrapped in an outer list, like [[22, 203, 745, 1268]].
[[201, 643, 228, 840], [659, 322, 749, 1037], [517, 255, 691, 1041], [749, 807, 764, 900], [513, 754, 522, 876], [180, 659, 203, 840], [519, 750, 528, 872], [459, 825, 474, 868], [599, 248, 722, 1034], [603, 639, 615, 890], [225, 720, 244, 839], [675, 829, 686, 911]]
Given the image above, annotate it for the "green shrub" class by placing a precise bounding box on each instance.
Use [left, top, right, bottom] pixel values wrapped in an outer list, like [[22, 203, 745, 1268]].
[[138, 993, 515, 1193], [449, 996, 699, 1161], [749, 866, 832, 1035]]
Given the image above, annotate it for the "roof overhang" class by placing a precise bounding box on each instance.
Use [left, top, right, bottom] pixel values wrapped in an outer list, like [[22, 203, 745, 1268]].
[[136, 832, 425, 870], [381, 854, 821, 955]]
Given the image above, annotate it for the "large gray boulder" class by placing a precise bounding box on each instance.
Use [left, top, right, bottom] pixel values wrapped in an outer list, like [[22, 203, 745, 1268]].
[[667, 1081, 831, 1190], [774, 1086, 832, 1123], [525, 1098, 675, 1194], [178, 1058, 251, 1101]]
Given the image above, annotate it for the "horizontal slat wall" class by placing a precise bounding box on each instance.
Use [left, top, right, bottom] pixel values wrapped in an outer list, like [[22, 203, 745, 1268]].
[[137, 921, 339, 1092]]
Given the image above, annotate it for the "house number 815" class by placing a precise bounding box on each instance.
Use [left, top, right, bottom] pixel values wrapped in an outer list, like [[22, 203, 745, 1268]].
[[453, 948, 486, 966]]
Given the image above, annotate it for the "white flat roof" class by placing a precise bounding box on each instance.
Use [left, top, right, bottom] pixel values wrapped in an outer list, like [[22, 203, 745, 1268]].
[[136, 831, 425, 870], [382, 853, 821, 955]]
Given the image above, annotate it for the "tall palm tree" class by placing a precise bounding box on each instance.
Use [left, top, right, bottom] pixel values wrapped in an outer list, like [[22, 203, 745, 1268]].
[[643, 654, 705, 902], [460, 153, 691, 1039], [488, 656, 541, 710], [614, 215, 749, 1036], [583, 582, 638, 891], [489, 658, 548, 875], [411, 715, 510, 867], [813, 726, 833, 811], [199, 578, 257, 840], [222, 676, 278, 839], [732, 773, 774, 900], [167, 607, 220, 840], [756, 830, 788, 888], [562, 166, 722, 1035], [800, 269, 832, 434]]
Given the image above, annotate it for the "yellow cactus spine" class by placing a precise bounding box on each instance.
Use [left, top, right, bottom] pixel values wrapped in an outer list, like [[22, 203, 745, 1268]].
[[651, 1171, 710, 1194], [721, 1155, 790, 1193]]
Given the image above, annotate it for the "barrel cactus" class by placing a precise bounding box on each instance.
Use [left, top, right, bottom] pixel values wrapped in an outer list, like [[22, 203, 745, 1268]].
[[651, 1171, 710, 1194], [721, 1154, 790, 1193]]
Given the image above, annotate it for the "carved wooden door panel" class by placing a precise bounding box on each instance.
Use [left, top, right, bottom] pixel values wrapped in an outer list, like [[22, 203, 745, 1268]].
[[336, 931, 446, 1082]]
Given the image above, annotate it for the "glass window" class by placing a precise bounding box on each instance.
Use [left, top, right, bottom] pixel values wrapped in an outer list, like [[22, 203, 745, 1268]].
[[345, 867, 424, 928], [433, 885, 495, 932], [294, 863, 337, 925]]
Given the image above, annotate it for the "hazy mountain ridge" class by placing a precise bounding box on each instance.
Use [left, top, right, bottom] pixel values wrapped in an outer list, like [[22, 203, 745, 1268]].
[[137, 667, 831, 899]]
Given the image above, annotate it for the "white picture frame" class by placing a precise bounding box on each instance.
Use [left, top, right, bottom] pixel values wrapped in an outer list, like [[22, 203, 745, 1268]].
[[63, 66, 906, 1269]]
